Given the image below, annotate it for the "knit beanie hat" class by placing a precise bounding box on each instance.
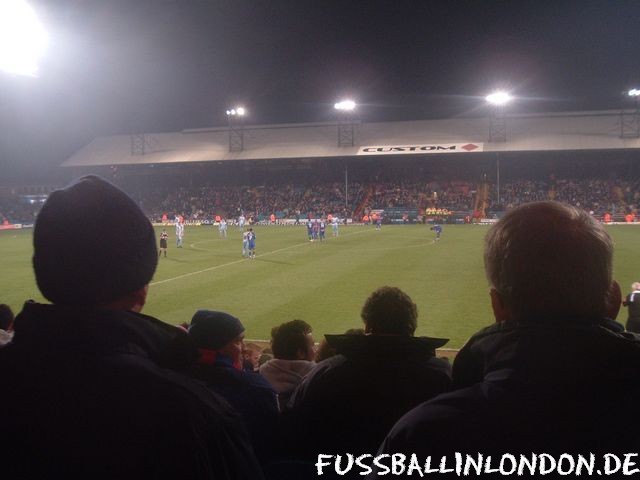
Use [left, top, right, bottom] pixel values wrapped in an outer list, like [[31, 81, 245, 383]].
[[189, 310, 245, 350], [33, 175, 158, 305]]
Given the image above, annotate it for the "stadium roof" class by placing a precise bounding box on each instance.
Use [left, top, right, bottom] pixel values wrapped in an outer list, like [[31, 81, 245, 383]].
[[61, 109, 640, 168]]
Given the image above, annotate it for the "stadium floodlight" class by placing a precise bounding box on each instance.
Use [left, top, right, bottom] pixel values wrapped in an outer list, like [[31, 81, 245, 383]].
[[485, 91, 513, 106], [334, 100, 356, 111], [0, 0, 48, 77], [226, 106, 246, 116], [628, 89, 640, 97]]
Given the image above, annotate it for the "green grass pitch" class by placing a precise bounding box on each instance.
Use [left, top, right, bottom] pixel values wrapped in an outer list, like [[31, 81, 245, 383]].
[[2, 224, 640, 349]]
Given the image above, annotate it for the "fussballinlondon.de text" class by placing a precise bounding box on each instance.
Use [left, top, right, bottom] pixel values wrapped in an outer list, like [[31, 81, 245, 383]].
[[316, 453, 640, 476]]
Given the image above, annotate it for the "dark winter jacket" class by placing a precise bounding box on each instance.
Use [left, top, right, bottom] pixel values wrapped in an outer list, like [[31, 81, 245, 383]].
[[0, 302, 264, 480], [379, 317, 640, 465], [285, 334, 451, 458], [187, 355, 279, 464]]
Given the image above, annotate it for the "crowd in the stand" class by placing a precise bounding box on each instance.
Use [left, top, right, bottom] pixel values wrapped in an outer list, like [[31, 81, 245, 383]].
[[366, 180, 475, 211], [106, 176, 640, 222], [132, 182, 367, 223], [3, 176, 640, 224], [494, 177, 640, 214], [3, 176, 640, 479], [0, 197, 41, 224]]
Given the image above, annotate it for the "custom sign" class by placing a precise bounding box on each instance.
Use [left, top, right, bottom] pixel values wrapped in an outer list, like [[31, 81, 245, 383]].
[[357, 143, 483, 155]]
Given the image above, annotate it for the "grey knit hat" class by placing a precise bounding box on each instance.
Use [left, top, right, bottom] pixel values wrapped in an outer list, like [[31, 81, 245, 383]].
[[33, 175, 158, 305]]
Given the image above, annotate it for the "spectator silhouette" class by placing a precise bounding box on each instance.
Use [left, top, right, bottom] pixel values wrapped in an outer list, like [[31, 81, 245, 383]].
[[260, 319, 316, 410], [378, 201, 640, 469], [0, 176, 263, 479], [286, 286, 451, 459], [187, 309, 278, 465]]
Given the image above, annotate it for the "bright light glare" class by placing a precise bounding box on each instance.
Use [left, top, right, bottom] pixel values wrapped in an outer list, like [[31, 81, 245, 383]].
[[629, 89, 640, 97], [0, 0, 48, 77], [226, 106, 246, 116], [334, 100, 356, 111], [485, 91, 512, 106]]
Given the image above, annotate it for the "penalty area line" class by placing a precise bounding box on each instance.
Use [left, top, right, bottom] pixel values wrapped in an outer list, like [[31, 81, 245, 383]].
[[150, 227, 373, 287]]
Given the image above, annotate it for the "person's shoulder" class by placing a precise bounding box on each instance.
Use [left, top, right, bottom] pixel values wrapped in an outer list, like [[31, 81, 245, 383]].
[[157, 365, 242, 418], [463, 322, 514, 346], [0, 329, 12, 347], [291, 355, 346, 391], [241, 370, 275, 392], [105, 347, 231, 415], [381, 383, 492, 453]]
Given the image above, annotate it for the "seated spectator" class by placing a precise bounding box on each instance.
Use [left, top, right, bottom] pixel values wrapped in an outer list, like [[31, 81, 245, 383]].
[[243, 341, 263, 372], [258, 348, 274, 367], [379, 201, 640, 463], [0, 304, 14, 346], [259, 319, 316, 409], [285, 286, 451, 458], [0, 176, 262, 479], [187, 310, 278, 464], [314, 327, 364, 362], [623, 282, 640, 333]]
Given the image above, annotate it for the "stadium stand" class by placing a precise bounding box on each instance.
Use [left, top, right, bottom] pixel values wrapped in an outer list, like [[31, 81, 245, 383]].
[[4, 174, 640, 224]]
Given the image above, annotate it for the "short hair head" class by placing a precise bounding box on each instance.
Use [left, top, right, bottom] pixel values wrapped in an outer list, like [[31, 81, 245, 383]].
[[361, 286, 418, 335], [33, 176, 158, 305], [484, 201, 614, 320], [632, 282, 640, 292], [271, 319, 313, 360]]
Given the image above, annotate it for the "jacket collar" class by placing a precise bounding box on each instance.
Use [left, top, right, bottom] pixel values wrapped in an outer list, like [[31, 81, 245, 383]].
[[458, 316, 640, 386], [325, 333, 448, 358], [11, 302, 194, 368]]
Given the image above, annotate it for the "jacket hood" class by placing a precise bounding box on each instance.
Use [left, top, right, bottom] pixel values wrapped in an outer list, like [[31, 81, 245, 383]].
[[259, 359, 315, 394]]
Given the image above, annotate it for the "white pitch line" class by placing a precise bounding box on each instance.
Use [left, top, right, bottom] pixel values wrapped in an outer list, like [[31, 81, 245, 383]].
[[150, 227, 373, 287]]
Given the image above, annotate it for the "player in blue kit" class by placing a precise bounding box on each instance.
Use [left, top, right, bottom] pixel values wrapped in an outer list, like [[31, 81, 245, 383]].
[[319, 220, 326, 242], [247, 228, 256, 258], [430, 224, 442, 242]]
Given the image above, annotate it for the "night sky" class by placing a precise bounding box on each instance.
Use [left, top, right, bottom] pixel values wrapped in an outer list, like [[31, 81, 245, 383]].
[[1, 0, 639, 181]]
